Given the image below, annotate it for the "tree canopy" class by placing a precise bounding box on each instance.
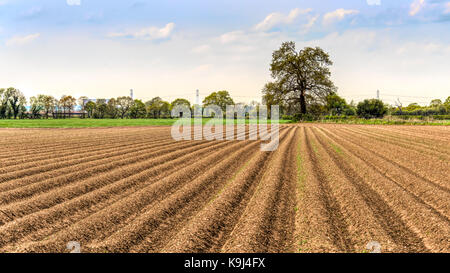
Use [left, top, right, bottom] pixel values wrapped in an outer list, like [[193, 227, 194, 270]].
[[6, 88, 27, 119], [325, 93, 355, 116], [129, 99, 147, 119], [171, 98, 191, 108], [117, 96, 134, 119], [264, 42, 336, 115], [202, 90, 234, 112], [357, 99, 387, 119], [146, 97, 171, 118]]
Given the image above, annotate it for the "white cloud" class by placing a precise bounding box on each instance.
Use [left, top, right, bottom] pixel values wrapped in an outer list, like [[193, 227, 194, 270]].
[[409, 0, 425, 16], [66, 0, 81, 6], [255, 8, 312, 31], [108, 23, 175, 40], [367, 0, 381, 6], [323, 9, 359, 25], [220, 31, 244, 43], [303, 15, 319, 31], [6, 33, 41, 46], [445, 2, 450, 14]]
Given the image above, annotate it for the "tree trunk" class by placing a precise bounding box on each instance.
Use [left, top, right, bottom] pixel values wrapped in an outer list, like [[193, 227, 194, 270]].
[[299, 89, 307, 114]]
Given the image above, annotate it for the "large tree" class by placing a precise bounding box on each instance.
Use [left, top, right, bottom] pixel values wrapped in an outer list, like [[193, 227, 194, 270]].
[[265, 42, 336, 114]]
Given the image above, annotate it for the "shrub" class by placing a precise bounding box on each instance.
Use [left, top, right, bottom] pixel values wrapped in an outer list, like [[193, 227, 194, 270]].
[[357, 99, 387, 119], [293, 113, 315, 121], [344, 107, 356, 116]]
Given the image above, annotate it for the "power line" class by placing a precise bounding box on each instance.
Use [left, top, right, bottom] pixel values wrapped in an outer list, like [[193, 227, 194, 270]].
[[344, 92, 444, 99]]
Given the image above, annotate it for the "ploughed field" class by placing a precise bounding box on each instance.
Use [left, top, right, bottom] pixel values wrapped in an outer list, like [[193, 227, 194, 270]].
[[0, 124, 448, 253]]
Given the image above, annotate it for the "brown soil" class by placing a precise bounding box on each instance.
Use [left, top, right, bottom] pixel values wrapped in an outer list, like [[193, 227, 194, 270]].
[[0, 124, 448, 253]]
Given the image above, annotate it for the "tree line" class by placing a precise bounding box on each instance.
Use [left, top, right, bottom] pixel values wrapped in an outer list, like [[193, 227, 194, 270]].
[[0, 87, 248, 119]]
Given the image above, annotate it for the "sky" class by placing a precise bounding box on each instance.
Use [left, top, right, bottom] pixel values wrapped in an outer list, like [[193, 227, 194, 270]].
[[0, 0, 449, 106]]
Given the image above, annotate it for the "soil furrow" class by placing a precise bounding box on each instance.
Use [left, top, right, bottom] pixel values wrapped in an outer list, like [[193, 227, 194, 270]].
[[221, 127, 298, 253], [0, 140, 232, 225], [0, 137, 177, 184], [2, 136, 265, 252], [335, 127, 450, 193], [0, 137, 173, 172], [341, 127, 450, 160], [0, 140, 210, 204], [0, 130, 162, 161], [311, 127, 429, 252], [0, 124, 447, 253], [302, 128, 355, 252], [144, 129, 291, 253], [317, 127, 450, 222]]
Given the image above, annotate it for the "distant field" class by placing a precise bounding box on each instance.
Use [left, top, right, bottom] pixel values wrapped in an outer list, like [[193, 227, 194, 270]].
[[0, 118, 293, 128]]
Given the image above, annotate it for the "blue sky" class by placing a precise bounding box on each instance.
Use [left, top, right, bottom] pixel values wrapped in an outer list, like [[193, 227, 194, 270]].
[[0, 0, 449, 105]]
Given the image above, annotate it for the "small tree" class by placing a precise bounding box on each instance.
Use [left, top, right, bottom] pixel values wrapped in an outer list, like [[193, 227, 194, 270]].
[[357, 99, 387, 119], [430, 99, 442, 107], [160, 101, 171, 118], [95, 99, 107, 119], [325, 93, 350, 116], [85, 101, 96, 118], [60, 95, 77, 118], [117, 96, 133, 119], [78, 96, 89, 118], [30, 95, 45, 119], [405, 103, 421, 112], [41, 95, 56, 119], [19, 105, 28, 119], [129, 99, 147, 119], [146, 97, 170, 118], [171, 98, 191, 108], [0, 88, 9, 119], [53, 98, 62, 118], [107, 98, 118, 118], [203, 90, 234, 112], [444, 96, 450, 111], [6, 88, 26, 119], [171, 98, 191, 118]]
